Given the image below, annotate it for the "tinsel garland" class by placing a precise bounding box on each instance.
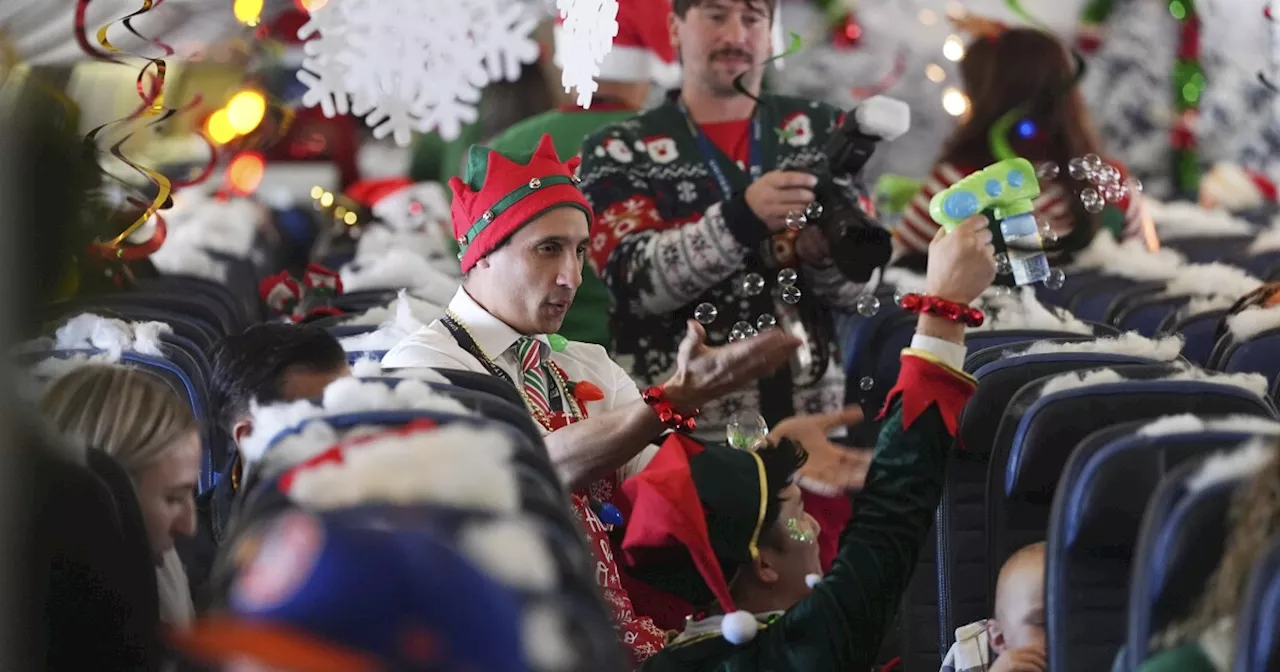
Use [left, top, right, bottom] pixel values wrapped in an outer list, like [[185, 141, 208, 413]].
[[1080, 0, 1204, 195]]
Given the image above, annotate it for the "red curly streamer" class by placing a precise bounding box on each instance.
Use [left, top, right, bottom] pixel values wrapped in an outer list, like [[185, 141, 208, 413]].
[[852, 49, 908, 100]]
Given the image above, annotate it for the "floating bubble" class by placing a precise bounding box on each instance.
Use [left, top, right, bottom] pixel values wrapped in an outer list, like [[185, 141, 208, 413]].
[[1103, 183, 1128, 204], [858, 376, 875, 391], [731, 321, 757, 342], [785, 211, 808, 231], [1080, 187, 1105, 214], [1098, 165, 1121, 184], [694, 302, 718, 325], [1067, 157, 1090, 181], [756, 313, 777, 331], [805, 201, 824, 220], [1083, 154, 1103, 171], [1043, 267, 1066, 290], [726, 412, 769, 450], [777, 268, 798, 286], [740, 273, 765, 296], [995, 252, 1012, 275], [893, 289, 907, 305], [1126, 176, 1143, 194], [1036, 162, 1060, 180], [856, 294, 881, 317], [1037, 220, 1059, 242], [781, 284, 803, 304]]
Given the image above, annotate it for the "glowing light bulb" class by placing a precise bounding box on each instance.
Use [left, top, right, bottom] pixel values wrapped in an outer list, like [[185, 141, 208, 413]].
[[227, 151, 266, 196], [344, 211, 358, 225], [319, 192, 335, 208], [233, 0, 264, 25], [205, 109, 237, 144], [226, 90, 267, 135], [942, 87, 970, 116], [926, 63, 946, 83], [310, 186, 324, 200], [943, 35, 966, 62]]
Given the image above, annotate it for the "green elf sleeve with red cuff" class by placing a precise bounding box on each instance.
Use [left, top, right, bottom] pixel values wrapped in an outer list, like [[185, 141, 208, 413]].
[[875, 349, 978, 437]]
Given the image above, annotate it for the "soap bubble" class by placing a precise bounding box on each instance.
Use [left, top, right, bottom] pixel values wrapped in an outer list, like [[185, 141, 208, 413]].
[[777, 268, 798, 286], [1083, 154, 1103, 171], [994, 252, 1012, 275], [694, 302, 718, 325], [1043, 268, 1066, 290], [785, 211, 808, 231], [726, 413, 769, 450], [740, 273, 765, 296], [781, 284, 803, 304], [992, 285, 1013, 297], [1103, 183, 1128, 204], [893, 289, 906, 305], [1067, 157, 1090, 181], [730, 321, 757, 342], [1080, 187, 1105, 214], [856, 294, 881, 317], [1037, 220, 1059, 242], [1097, 165, 1121, 184], [858, 376, 875, 391], [1126, 177, 1143, 194], [805, 201, 824, 220], [756, 313, 778, 330], [1036, 162, 1060, 180]]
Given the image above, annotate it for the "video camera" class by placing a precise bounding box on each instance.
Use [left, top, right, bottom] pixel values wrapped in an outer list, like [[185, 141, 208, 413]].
[[806, 96, 910, 283]]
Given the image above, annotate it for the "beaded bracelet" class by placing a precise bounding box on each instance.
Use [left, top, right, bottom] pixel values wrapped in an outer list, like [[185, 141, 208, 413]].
[[898, 293, 985, 327], [642, 385, 700, 432]]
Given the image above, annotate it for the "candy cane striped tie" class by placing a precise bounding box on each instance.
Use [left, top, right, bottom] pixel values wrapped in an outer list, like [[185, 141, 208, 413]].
[[516, 336, 552, 416]]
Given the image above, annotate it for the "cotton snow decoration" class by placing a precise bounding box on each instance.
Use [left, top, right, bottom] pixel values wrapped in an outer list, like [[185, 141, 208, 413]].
[[340, 289, 442, 329], [52, 313, 170, 358], [349, 356, 384, 377], [1146, 200, 1255, 239], [970, 287, 1092, 334], [1137, 413, 1280, 437], [522, 604, 580, 671], [1225, 304, 1280, 340], [353, 226, 458, 276], [1071, 233, 1187, 281], [1038, 365, 1270, 400], [1185, 437, 1277, 492], [17, 352, 120, 402], [339, 248, 463, 295], [555, 0, 620, 108], [286, 424, 521, 514], [241, 377, 472, 470], [1161, 263, 1261, 299], [339, 291, 429, 353], [1247, 220, 1280, 254], [295, 0, 540, 144], [1016, 332, 1184, 361], [458, 517, 559, 591], [1183, 294, 1245, 318], [148, 245, 231, 284]]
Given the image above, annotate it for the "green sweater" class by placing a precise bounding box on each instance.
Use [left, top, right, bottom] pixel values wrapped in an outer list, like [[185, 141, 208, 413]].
[[638, 376, 959, 671], [487, 106, 638, 348], [1138, 643, 1219, 672]]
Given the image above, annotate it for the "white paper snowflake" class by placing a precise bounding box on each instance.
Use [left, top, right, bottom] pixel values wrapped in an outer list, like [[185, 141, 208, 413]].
[[555, 0, 620, 109], [296, 0, 540, 145]]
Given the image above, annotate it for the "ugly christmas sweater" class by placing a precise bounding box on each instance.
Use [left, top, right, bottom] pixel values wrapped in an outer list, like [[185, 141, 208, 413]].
[[577, 92, 877, 437]]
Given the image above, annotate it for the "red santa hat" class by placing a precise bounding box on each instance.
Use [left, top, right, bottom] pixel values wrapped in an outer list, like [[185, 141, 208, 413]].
[[1201, 162, 1278, 211], [347, 178, 414, 210], [554, 0, 678, 84], [448, 134, 591, 274]]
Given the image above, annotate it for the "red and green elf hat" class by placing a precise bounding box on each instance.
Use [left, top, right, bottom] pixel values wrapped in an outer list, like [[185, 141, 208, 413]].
[[448, 134, 591, 274]]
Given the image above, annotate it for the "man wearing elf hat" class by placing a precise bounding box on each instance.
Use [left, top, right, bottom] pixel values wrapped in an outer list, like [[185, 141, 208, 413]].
[[620, 215, 996, 671], [577, 0, 888, 572], [486, 0, 681, 348], [380, 134, 806, 665]]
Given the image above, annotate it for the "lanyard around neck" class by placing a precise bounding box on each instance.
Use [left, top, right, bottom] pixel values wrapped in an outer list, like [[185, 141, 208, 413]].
[[676, 98, 764, 198], [440, 311, 566, 413]]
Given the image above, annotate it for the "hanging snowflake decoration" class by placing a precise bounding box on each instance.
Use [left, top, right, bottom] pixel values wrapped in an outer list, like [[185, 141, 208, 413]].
[[296, 0, 540, 145], [556, 0, 620, 108]]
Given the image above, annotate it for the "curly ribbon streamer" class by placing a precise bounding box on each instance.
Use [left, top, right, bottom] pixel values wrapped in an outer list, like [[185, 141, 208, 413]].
[[1003, 0, 1055, 32], [734, 31, 805, 101], [851, 49, 908, 100], [987, 47, 1088, 161]]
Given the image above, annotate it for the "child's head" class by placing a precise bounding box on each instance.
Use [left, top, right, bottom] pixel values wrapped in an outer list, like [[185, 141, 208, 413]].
[[989, 541, 1046, 654]]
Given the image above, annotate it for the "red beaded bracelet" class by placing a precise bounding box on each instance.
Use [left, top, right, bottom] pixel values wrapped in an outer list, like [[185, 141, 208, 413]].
[[898, 293, 985, 327], [642, 385, 700, 432]]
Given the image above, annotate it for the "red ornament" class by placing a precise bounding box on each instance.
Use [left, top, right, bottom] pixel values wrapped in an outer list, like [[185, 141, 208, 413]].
[[831, 13, 862, 49]]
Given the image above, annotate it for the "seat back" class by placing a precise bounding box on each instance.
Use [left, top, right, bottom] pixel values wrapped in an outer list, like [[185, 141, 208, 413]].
[[1215, 327, 1280, 391], [1235, 537, 1280, 672], [1067, 276, 1150, 323], [1161, 309, 1227, 367], [995, 379, 1273, 603], [429, 368, 527, 414], [1047, 424, 1275, 671], [937, 359, 1169, 652]]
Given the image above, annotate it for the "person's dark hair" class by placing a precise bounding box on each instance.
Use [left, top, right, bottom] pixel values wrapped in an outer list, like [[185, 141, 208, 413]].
[[754, 438, 809, 550], [942, 28, 1105, 257], [209, 323, 347, 430], [672, 0, 775, 18]]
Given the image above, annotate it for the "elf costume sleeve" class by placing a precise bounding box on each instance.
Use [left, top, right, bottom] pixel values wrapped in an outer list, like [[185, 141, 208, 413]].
[[642, 351, 975, 671], [577, 125, 774, 317]]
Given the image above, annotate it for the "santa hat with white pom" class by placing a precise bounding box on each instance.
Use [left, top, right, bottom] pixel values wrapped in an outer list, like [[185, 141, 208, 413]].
[[1199, 162, 1278, 212], [619, 433, 821, 645]]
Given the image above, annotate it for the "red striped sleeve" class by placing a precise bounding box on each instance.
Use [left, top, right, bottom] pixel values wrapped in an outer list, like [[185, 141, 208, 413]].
[[896, 163, 969, 254]]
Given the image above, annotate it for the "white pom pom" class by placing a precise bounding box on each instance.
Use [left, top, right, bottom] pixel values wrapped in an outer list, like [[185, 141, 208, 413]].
[[720, 610, 759, 645], [805, 573, 822, 589]]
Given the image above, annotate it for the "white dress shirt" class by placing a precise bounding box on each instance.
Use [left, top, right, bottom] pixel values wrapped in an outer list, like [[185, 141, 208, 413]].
[[382, 287, 658, 480]]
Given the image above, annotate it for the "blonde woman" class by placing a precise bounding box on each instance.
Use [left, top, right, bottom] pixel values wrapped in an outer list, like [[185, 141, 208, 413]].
[[1141, 442, 1280, 671], [39, 364, 201, 627]]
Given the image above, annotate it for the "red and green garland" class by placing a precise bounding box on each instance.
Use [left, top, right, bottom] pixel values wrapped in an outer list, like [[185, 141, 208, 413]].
[[1079, 0, 1204, 195]]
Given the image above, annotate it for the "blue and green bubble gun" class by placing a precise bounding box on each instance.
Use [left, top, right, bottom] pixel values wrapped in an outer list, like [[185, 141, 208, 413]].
[[928, 157, 1050, 286]]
